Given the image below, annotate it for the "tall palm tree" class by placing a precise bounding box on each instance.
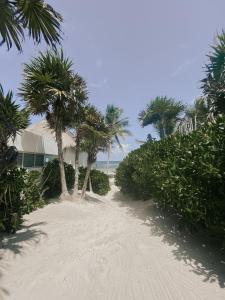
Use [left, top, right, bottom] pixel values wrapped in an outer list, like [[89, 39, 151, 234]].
[[202, 32, 225, 115], [0, 84, 28, 173], [0, 0, 62, 51], [68, 78, 88, 197], [20, 49, 77, 199], [79, 106, 110, 199], [139, 96, 184, 139], [105, 105, 131, 173]]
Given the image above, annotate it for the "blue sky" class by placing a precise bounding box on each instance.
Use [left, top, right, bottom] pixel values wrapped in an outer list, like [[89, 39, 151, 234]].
[[1, 0, 225, 160]]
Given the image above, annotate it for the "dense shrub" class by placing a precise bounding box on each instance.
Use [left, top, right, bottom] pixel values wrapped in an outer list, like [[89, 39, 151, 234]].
[[42, 159, 75, 198], [116, 116, 225, 231], [22, 170, 45, 215], [0, 169, 45, 233], [42, 159, 110, 197], [79, 167, 110, 195]]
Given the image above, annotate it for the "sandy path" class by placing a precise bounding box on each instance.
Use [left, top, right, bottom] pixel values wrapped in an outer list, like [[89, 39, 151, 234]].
[[0, 183, 225, 300]]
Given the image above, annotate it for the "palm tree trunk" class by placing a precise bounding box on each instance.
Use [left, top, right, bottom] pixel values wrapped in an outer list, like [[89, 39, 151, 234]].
[[81, 162, 92, 199], [55, 127, 69, 198], [73, 132, 80, 197], [89, 174, 93, 192], [107, 143, 111, 174]]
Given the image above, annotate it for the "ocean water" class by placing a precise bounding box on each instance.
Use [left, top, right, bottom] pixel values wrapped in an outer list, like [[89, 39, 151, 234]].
[[94, 161, 121, 173]]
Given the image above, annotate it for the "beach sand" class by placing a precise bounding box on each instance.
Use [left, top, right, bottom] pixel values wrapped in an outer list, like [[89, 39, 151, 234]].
[[0, 182, 225, 300]]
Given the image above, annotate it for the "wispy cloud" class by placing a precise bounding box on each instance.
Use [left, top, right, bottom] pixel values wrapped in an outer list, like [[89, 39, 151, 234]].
[[170, 57, 197, 78], [90, 79, 108, 88]]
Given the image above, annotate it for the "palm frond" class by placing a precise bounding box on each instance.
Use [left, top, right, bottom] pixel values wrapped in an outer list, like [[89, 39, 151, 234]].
[[0, 0, 62, 51]]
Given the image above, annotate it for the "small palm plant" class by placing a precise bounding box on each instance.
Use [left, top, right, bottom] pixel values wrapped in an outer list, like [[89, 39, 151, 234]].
[[139, 96, 184, 139], [20, 49, 78, 199], [79, 106, 110, 199], [0, 84, 28, 173], [105, 105, 131, 173], [0, 0, 62, 51]]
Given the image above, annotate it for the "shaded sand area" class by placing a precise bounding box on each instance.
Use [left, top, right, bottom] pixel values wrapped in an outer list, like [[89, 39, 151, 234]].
[[1, 183, 225, 300]]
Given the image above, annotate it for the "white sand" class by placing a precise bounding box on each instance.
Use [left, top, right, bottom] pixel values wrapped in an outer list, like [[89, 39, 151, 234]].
[[1, 182, 225, 300]]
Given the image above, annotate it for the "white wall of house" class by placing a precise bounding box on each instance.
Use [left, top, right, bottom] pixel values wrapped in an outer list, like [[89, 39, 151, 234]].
[[8, 120, 87, 169]]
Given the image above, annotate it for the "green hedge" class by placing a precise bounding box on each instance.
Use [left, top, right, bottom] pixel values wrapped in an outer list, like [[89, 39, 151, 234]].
[[42, 159, 110, 197], [115, 116, 225, 231], [79, 167, 110, 195]]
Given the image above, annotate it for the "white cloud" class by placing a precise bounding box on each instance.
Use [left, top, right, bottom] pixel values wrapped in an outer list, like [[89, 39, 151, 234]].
[[170, 57, 197, 78], [90, 79, 108, 88]]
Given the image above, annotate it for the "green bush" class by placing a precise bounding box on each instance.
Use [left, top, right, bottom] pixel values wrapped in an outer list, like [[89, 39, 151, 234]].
[[22, 170, 45, 215], [79, 167, 110, 195], [42, 160, 110, 197], [0, 168, 25, 232], [0, 169, 45, 233], [116, 116, 225, 231], [42, 159, 75, 198]]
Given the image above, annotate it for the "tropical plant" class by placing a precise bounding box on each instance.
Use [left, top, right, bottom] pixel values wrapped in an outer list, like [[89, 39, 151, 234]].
[[0, 0, 62, 51], [42, 159, 75, 198], [139, 96, 184, 139], [79, 106, 110, 199], [78, 167, 110, 195], [42, 159, 110, 197], [116, 116, 225, 239], [176, 97, 208, 134], [20, 49, 78, 198], [0, 84, 29, 173], [202, 32, 225, 115], [0, 168, 45, 233], [105, 105, 131, 173], [69, 81, 88, 197]]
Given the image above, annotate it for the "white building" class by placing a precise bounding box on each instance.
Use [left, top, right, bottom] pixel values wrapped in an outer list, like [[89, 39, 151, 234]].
[[9, 120, 87, 169]]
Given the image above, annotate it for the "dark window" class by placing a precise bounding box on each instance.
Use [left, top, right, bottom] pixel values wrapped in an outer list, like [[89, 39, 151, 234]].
[[35, 154, 44, 167], [17, 153, 23, 167], [23, 153, 35, 168]]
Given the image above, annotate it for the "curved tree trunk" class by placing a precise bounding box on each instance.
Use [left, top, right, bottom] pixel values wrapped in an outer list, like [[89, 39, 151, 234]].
[[73, 132, 80, 197], [80, 162, 92, 199], [55, 127, 69, 199]]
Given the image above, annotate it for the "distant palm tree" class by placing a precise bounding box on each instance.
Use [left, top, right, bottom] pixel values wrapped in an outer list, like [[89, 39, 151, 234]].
[[139, 96, 184, 139], [0, 0, 62, 51], [0, 84, 28, 173], [20, 50, 77, 199], [185, 97, 208, 129], [79, 106, 110, 199], [105, 105, 131, 172]]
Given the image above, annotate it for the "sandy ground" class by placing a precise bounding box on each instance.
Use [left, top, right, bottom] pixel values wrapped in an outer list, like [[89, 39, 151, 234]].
[[1, 182, 225, 300]]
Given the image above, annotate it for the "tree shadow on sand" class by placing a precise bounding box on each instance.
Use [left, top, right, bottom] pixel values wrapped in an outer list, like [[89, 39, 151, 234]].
[[112, 190, 225, 289], [0, 221, 47, 299]]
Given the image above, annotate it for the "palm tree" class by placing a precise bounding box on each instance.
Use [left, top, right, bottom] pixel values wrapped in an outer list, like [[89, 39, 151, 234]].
[[185, 97, 208, 129], [202, 32, 225, 115], [69, 79, 88, 197], [139, 96, 184, 139], [105, 105, 131, 173], [79, 106, 110, 199], [0, 0, 62, 51], [0, 84, 28, 173], [20, 49, 77, 199]]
